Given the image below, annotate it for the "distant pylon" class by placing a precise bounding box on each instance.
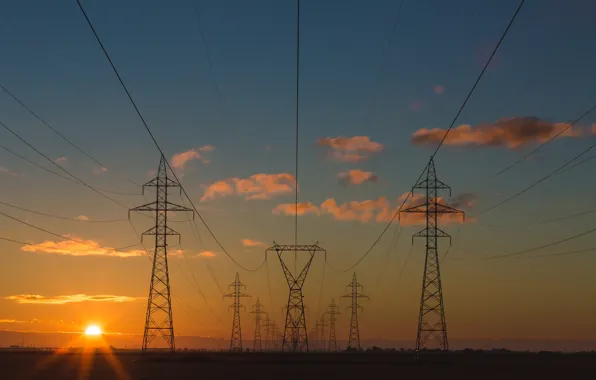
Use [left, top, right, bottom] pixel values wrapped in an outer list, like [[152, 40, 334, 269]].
[[130, 155, 194, 352], [342, 273, 368, 350], [266, 243, 326, 352], [400, 156, 464, 355], [251, 298, 265, 352], [316, 315, 327, 352], [263, 314, 271, 350], [325, 299, 340, 352], [223, 273, 250, 352]]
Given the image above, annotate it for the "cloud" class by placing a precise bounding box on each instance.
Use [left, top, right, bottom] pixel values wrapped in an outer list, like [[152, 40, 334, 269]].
[[171, 146, 215, 173], [0, 319, 27, 324], [273, 193, 475, 225], [409, 100, 423, 112], [272, 202, 320, 216], [199, 251, 216, 258], [338, 169, 378, 186], [434, 85, 445, 95], [93, 167, 109, 175], [5, 294, 140, 305], [241, 239, 265, 247], [318, 136, 383, 163], [412, 117, 590, 149], [0, 167, 21, 177], [54, 157, 67, 164], [20, 237, 146, 258], [201, 173, 296, 201], [75, 215, 89, 222]]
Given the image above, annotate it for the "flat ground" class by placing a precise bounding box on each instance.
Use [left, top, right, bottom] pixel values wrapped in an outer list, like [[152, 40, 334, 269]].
[[1, 351, 594, 379]]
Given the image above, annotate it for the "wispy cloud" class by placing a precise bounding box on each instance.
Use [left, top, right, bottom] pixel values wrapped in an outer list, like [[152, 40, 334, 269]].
[[433, 85, 445, 95], [241, 239, 265, 247], [54, 157, 67, 164], [201, 173, 295, 202], [0, 319, 27, 324], [318, 136, 383, 163], [199, 251, 216, 258], [409, 100, 423, 113], [92, 167, 109, 175], [75, 215, 90, 222], [21, 237, 146, 258], [171, 146, 215, 174], [338, 169, 378, 186], [5, 294, 141, 305], [412, 117, 592, 149], [0, 167, 21, 177], [272, 202, 320, 216]]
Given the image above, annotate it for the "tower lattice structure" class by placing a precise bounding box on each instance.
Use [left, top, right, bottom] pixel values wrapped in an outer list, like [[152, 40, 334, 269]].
[[342, 273, 368, 350], [315, 315, 327, 352], [223, 273, 250, 352], [130, 155, 194, 352], [251, 298, 265, 352], [266, 243, 325, 352], [325, 299, 340, 352], [263, 314, 271, 351], [400, 156, 464, 354]]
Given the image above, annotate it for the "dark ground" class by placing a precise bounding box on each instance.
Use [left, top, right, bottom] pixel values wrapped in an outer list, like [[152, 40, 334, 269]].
[[1, 350, 594, 379]]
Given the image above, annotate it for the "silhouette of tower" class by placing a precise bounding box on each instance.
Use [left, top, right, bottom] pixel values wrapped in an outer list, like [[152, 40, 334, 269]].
[[223, 273, 250, 352], [401, 156, 464, 354], [325, 299, 340, 352], [267, 243, 325, 352], [251, 298, 265, 352], [263, 314, 271, 351], [316, 315, 327, 351], [342, 273, 368, 350], [130, 155, 194, 352]]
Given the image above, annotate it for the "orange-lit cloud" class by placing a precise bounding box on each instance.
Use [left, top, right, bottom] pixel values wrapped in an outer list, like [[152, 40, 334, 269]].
[[171, 146, 215, 172], [0, 167, 21, 177], [76, 215, 90, 221], [434, 85, 445, 95], [338, 169, 378, 186], [409, 100, 423, 112], [272, 202, 320, 216], [274, 193, 475, 225], [20, 237, 147, 258], [0, 319, 27, 324], [241, 239, 265, 247], [54, 157, 67, 164], [412, 117, 589, 149], [5, 294, 141, 305], [201, 173, 295, 201], [92, 167, 109, 175], [318, 136, 383, 163], [199, 251, 216, 258]]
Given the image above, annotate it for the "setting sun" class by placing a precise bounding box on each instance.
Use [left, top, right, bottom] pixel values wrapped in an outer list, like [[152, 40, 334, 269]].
[[84, 325, 102, 336]]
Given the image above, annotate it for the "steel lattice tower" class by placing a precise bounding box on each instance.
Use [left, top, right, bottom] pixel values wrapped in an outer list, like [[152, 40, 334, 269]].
[[251, 298, 265, 352], [325, 299, 340, 352], [400, 156, 464, 354], [263, 314, 271, 351], [266, 243, 325, 352], [342, 273, 368, 350], [223, 273, 250, 352], [315, 315, 327, 352], [130, 155, 194, 352]]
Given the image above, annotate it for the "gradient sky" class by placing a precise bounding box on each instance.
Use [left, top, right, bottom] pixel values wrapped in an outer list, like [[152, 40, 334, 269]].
[[0, 0, 595, 349]]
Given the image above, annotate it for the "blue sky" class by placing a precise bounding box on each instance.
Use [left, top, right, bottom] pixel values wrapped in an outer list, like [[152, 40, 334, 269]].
[[0, 0, 595, 346]]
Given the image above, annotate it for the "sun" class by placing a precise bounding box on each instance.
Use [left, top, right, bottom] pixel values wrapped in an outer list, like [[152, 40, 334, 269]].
[[84, 325, 102, 336]]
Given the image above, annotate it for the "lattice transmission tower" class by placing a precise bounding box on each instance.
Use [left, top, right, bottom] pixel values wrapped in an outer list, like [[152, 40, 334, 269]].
[[266, 243, 325, 352], [342, 273, 368, 350], [130, 155, 194, 352], [251, 298, 265, 352], [223, 273, 250, 352], [325, 299, 340, 352], [316, 315, 327, 352], [400, 156, 464, 354]]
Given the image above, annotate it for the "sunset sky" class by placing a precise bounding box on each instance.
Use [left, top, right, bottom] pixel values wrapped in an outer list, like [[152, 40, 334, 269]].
[[0, 0, 595, 349]]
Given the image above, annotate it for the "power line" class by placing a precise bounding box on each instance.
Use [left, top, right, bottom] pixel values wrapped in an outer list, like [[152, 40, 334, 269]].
[[0, 200, 128, 223], [524, 246, 596, 259], [76, 0, 263, 272], [495, 101, 596, 176], [294, 0, 301, 273], [481, 207, 596, 228]]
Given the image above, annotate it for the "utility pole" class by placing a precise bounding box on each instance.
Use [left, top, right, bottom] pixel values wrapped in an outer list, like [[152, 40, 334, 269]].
[[325, 299, 340, 352], [263, 314, 271, 351], [130, 155, 194, 352], [342, 273, 368, 351], [251, 298, 265, 352], [316, 315, 327, 352], [223, 273, 250, 352], [401, 156, 464, 355], [266, 243, 325, 352]]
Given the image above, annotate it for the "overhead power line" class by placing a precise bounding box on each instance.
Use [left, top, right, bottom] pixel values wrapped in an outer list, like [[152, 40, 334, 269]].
[[76, 0, 262, 272], [0, 200, 128, 223]]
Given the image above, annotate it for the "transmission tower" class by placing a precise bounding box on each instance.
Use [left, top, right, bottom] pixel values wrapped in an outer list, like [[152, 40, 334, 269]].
[[315, 315, 327, 352], [266, 243, 325, 352], [130, 155, 194, 352], [223, 273, 250, 352], [342, 273, 368, 351], [325, 299, 340, 352], [400, 156, 464, 354], [251, 298, 265, 352], [263, 314, 271, 351]]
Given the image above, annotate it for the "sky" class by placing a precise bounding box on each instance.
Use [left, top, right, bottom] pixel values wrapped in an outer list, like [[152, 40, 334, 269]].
[[0, 0, 595, 350]]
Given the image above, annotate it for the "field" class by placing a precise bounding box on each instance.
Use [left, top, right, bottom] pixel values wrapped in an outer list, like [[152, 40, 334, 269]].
[[1, 350, 594, 379]]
